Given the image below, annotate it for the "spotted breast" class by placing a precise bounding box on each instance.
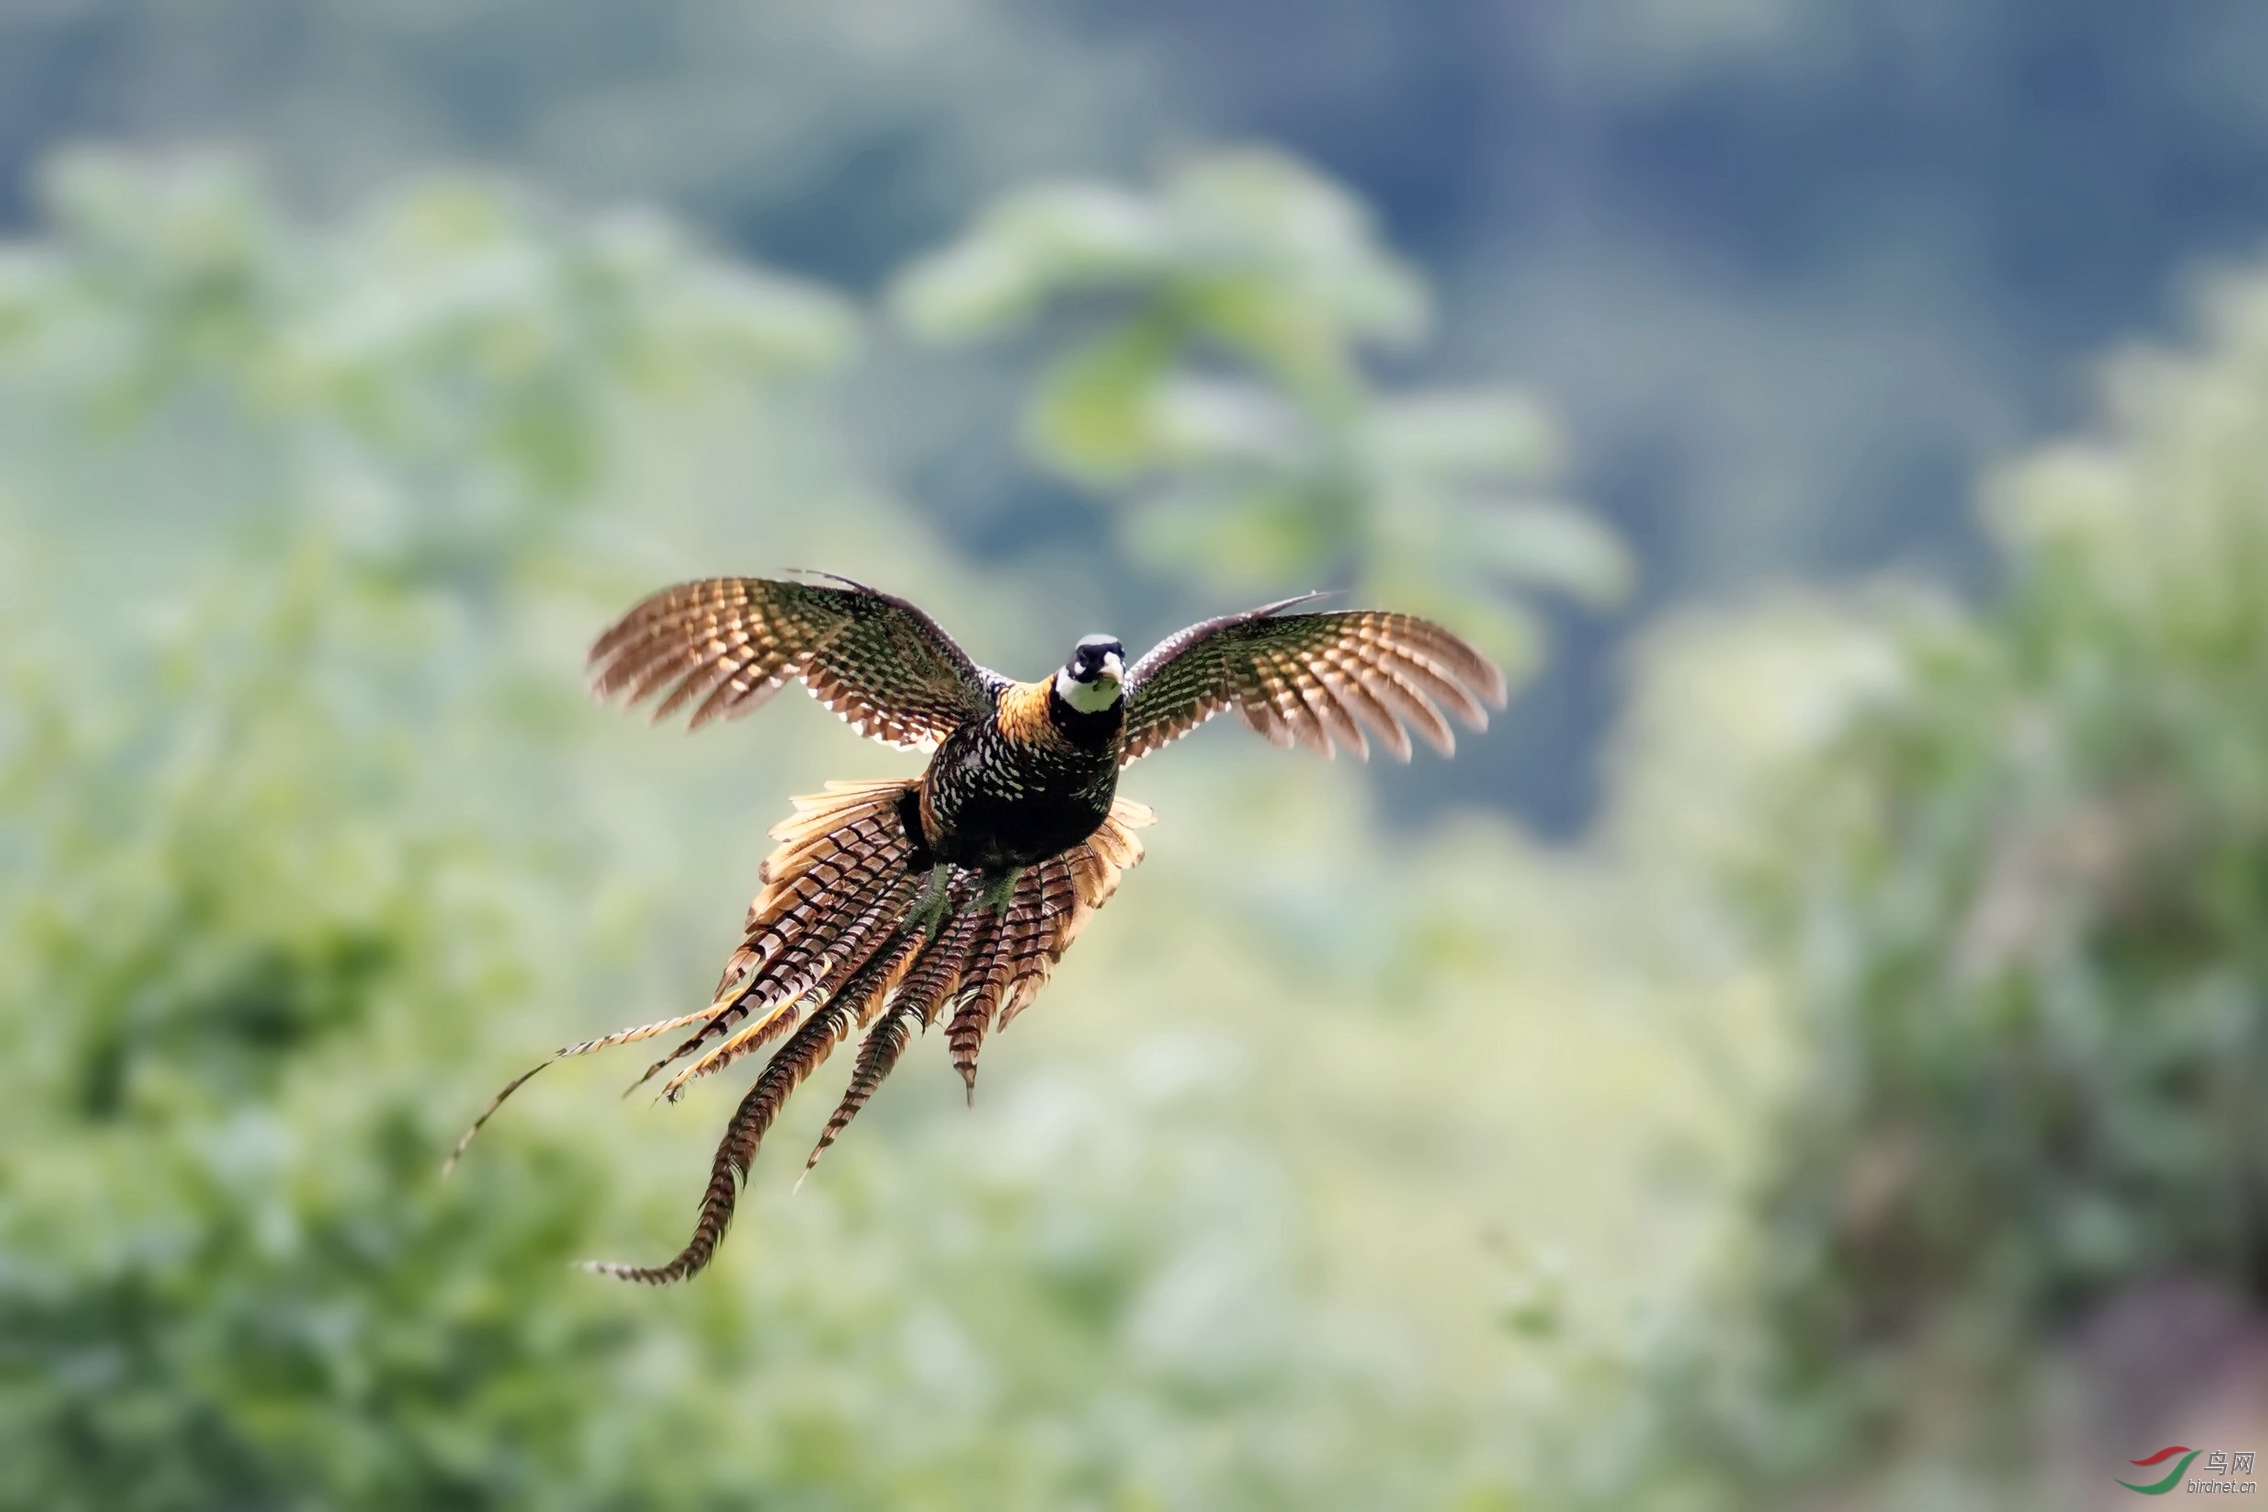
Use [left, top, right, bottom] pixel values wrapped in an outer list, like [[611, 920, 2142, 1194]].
[[916, 678, 1124, 873]]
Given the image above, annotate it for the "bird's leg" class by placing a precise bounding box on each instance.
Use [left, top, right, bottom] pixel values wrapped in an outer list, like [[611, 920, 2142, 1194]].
[[978, 866, 1024, 915], [908, 864, 955, 936]]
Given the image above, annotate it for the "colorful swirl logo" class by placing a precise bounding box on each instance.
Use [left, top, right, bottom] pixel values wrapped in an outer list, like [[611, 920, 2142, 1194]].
[[2119, 1446, 2201, 1495]]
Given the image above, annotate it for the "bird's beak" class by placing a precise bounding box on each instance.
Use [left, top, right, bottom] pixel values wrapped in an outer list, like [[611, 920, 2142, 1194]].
[[1101, 651, 1123, 684]]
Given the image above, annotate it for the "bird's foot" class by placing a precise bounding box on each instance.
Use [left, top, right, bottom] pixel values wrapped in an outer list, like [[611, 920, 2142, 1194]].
[[909, 865, 955, 935], [978, 867, 1024, 915]]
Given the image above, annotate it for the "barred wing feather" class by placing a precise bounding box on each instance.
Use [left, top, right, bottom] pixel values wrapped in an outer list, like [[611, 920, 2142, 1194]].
[[588, 576, 995, 748], [1120, 602, 1506, 764]]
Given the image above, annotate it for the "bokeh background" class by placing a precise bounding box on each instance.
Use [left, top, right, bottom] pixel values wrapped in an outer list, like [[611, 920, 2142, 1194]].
[[3, 3, 2267, 1508]]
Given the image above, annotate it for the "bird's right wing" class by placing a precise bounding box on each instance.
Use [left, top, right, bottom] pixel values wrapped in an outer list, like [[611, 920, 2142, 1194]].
[[1120, 598, 1507, 764], [589, 576, 996, 748]]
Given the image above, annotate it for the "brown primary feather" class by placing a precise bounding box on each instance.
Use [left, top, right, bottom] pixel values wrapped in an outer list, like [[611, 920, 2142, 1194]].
[[1120, 607, 1504, 764], [589, 578, 993, 748]]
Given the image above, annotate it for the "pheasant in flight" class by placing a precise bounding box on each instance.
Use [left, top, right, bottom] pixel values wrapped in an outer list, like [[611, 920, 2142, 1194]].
[[450, 574, 1506, 1283]]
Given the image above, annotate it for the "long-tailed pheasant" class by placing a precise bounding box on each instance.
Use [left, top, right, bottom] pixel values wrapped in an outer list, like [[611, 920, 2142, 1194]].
[[449, 573, 1506, 1282]]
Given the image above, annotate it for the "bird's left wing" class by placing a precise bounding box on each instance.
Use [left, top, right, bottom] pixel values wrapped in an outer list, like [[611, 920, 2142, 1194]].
[[589, 576, 996, 748], [1120, 598, 1507, 764]]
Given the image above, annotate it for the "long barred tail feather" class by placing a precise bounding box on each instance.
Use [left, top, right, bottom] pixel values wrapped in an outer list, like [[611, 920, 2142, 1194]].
[[442, 1001, 748, 1175], [619, 784, 926, 1096], [996, 855, 1084, 1032], [614, 861, 909, 1097], [449, 776, 1151, 1286], [943, 798, 1154, 1099], [581, 922, 929, 1285], [653, 869, 927, 1102], [447, 781, 921, 1171], [716, 799, 914, 991], [945, 873, 1037, 1098], [802, 891, 997, 1181], [442, 1061, 548, 1176]]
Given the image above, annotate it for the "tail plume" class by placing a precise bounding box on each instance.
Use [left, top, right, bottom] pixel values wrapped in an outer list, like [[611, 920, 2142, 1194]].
[[449, 777, 1153, 1284], [804, 893, 997, 1179]]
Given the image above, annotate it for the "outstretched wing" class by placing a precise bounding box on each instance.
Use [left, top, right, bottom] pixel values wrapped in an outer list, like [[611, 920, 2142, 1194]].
[[589, 576, 996, 748], [1120, 597, 1507, 764]]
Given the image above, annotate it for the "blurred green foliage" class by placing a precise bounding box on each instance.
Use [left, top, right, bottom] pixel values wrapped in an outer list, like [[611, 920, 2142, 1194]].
[[1746, 267, 2268, 1498], [0, 149, 858, 1509], [894, 149, 1627, 684], [5, 136, 2264, 1512], [1562, 264, 2268, 1510]]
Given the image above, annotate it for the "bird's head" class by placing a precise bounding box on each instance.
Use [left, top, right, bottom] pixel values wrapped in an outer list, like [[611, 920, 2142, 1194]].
[[1054, 634, 1125, 714]]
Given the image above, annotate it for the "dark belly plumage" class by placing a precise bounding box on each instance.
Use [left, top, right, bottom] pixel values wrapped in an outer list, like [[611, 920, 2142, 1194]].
[[920, 718, 1119, 874]]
